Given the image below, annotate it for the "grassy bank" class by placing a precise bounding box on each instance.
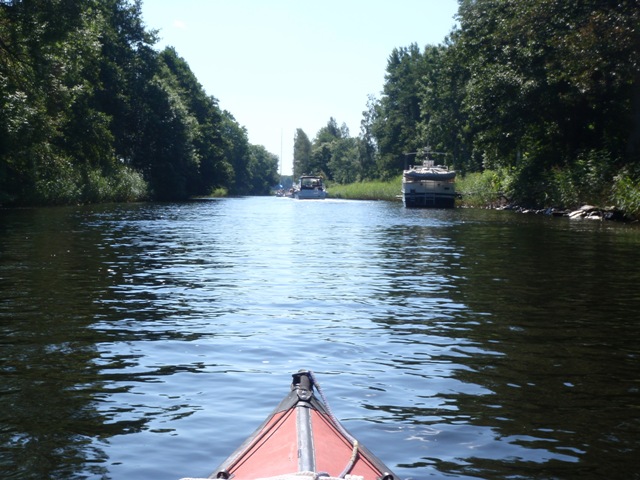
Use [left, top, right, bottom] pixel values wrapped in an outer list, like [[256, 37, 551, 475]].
[[456, 169, 640, 218], [327, 175, 505, 205], [328, 177, 402, 201], [327, 171, 640, 220]]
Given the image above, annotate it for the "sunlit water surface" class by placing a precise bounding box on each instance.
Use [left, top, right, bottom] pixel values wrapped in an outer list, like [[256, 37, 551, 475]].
[[1, 197, 639, 479]]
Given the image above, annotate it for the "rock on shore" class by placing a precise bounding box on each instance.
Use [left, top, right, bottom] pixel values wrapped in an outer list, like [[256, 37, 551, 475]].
[[496, 204, 634, 222]]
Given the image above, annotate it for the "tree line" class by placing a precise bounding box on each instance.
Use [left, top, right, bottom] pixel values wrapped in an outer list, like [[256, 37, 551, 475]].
[[2, 0, 639, 210], [294, 0, 639, 210], [0, 0, 279, 206]]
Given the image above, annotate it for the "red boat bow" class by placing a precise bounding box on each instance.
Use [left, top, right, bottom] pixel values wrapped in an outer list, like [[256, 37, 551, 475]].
[[181, 371, 398, 480]]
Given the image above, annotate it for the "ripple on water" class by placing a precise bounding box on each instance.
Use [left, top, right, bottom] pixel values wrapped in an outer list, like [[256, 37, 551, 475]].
[[1, 199, 639, 479]]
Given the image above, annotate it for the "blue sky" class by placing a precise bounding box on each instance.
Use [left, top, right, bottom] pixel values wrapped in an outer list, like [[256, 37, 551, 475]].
[[141, 1, 459, 175]]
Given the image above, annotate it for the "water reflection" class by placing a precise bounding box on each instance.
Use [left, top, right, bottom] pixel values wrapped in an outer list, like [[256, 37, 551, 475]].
[[1, 208, 117, 478], [434, 212, 640, 479], [1, 202, 639, 479]]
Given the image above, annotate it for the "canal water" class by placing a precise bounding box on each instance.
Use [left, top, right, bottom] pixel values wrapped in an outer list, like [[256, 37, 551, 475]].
[[1, 197, 639, 480]]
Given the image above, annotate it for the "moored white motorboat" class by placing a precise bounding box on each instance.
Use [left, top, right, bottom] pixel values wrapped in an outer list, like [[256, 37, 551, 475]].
[[402, 160, 456, 208]]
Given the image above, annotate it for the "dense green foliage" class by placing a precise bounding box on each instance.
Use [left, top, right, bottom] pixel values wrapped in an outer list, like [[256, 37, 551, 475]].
[[293, 117, 375, 184], [296, 0, 639, 212], [442, 0, 639, 209], [2, 0, 638, 211], [0, 0, 278, 206]]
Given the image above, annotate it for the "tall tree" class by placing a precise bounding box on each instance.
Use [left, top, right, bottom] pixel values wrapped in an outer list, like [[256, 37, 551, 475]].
[[0, 0, 156, 204], [247, 144, 280, 195], [327, 136, 360, 184], [293, 128, 311, 178], [309, 117, 349, 180], [220, 110, 250, 195], [418, 42, 475, 172], [454, 0, 639, 169], [134, 64, 199, 200], [448, 0, 640, 204], [0, 0, 278, 204], [159, 47, 227, 195], [1, 0, 80, 203], [371, 43, 427, 178], [359, 95, 380, 180]]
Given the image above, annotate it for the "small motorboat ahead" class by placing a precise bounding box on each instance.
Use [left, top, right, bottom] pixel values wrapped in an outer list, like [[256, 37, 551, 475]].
[[181, 370, 397, 480], [293, 175, 327, 199]]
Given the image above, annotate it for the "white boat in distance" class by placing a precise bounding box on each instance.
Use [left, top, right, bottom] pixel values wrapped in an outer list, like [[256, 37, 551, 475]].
[[402, 160, 456, 208], [294, 175, 327, 200]]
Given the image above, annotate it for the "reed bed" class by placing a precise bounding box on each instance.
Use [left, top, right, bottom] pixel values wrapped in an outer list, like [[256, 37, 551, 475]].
[[328, 177, 402, 201]]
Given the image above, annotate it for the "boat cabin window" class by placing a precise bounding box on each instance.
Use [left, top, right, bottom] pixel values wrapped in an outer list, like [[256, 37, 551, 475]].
[[301, 178, 321, 189]]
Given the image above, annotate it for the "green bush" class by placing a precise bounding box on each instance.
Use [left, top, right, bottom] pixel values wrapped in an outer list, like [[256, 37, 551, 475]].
[[83, 166, 148, 204], [546, 167, 579, 208], [457, 170, 504, 207], [210, 187, 228, 197], [34, 155, 82, 205], [611, 173, 640, 218], [32, 163, 148, 205], [84, 169, 112, 203], [112, 166, 148, 202]]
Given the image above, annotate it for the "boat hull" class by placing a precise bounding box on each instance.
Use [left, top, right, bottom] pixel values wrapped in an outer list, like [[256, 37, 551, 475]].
[[401, 163, 456, 208], [402, 182, 456, 208], [209, 371, 396, 480], [294, 189, 327, 200]]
